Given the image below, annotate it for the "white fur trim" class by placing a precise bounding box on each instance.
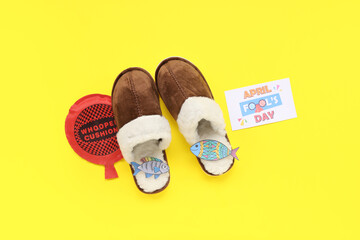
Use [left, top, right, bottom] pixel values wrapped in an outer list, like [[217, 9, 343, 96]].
[[177, 97, 234, 175], [116, 115, 171, 163], [177, 97, 227, 145]]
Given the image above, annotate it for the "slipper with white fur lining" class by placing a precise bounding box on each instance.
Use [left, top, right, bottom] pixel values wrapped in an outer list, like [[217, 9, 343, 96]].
[[112, 67, 171, 193], [155, 57, 238, 176]]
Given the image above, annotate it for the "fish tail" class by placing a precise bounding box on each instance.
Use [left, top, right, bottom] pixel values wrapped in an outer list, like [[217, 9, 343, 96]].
[[230, 147, 239, 160], [130, 162, 141, 176]]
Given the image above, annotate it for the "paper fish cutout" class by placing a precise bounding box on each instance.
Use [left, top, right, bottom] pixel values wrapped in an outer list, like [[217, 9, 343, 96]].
[[190, 140, 239, 161], [131, 157, 169, 179]]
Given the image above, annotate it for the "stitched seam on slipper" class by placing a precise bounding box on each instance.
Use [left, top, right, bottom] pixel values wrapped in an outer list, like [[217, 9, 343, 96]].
[[150, 81, 162, 113], [165, 57, 214, 99], [127, 76, 142, 116], [164, 64, 187, 99]]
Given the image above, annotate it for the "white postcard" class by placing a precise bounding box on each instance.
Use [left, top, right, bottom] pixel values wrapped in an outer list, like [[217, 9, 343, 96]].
[[224, 78, 297, 130]]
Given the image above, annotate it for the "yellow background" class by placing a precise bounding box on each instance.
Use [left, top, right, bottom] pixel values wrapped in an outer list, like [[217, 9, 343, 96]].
[[1, 1, 359, 239]]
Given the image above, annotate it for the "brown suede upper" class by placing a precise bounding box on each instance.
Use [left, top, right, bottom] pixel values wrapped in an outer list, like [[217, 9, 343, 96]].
[[155, 57, 214, 120], [155, 57, 234, 176], [111, 67, 169, 194], [112, 67, 162, 129]]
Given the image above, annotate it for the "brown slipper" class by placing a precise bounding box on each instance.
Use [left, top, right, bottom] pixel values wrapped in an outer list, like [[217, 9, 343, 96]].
[[112, 67, 171, 193], [155, 57, 235, 176]]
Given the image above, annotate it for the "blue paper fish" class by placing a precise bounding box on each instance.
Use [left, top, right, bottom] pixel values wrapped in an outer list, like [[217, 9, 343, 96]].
[[131, 157, 169, 179], [190, 140, 239, 161]]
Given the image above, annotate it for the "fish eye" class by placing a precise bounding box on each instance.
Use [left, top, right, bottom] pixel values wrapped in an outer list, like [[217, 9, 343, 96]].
[[195, 144, 198, 147]]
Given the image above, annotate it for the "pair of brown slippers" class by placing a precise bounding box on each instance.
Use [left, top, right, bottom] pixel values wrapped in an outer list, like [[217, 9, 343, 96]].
[[112, 57, 236, 194]]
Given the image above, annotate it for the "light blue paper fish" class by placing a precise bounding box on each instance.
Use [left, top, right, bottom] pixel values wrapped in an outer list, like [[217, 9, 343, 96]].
[[131, 157, 169, 179], [190, 140, 239, 161]]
